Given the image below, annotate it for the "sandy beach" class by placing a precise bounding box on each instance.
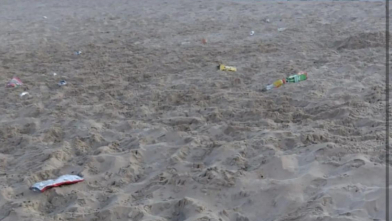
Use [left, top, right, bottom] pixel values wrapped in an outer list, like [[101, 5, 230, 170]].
[[0, 0, 390, 220]]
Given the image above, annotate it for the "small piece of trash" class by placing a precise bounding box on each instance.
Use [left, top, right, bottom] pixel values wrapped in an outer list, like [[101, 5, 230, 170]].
[[20, 92, 29, 97], [75, 51, 82, 55], [261, 71, 307, 92], [43, 16, 48, 19], [261, 79, 285, 92], [58, 80, 67, 86], [218, 64, 237, 72], [278, 28, 287, 32], [202, 38, 207, 44], [30, 175, 84, 192], [249, 31, 255, 36], [6, 77, 23, 88], [53, 73, 57, 76]]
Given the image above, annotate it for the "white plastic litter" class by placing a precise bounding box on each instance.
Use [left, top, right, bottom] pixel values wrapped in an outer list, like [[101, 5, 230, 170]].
[[58, 80, 67, 86], [20, 92, 29, 97], [30, 174, 84, 192]]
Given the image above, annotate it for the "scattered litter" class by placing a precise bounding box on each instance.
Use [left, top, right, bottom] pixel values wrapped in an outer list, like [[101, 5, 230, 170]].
[[6, 77, 23, 88], [75, 51, 82, 55], [53, 73, 57, 76], [218, 64, 237, 72], [262, 79, 286, 92], [249, 31, 255, 36], [30, 175, 84, 192], [278, 28, 287, 32], [265, 18, 270, 23], [43, 16, 48, 19], [202, 38, 207, 44], [261, 71, 307, 92], [58, 80, 67, 86], [286, 71, 308, 83], [20, 92, 29, 97]]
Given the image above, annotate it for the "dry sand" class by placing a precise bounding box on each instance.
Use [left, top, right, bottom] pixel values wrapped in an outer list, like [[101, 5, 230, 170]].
[[0, 0, 390, 220]]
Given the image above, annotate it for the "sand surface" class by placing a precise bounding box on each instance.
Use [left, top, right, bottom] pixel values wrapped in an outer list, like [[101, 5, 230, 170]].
[[0, 0, 390, 220]]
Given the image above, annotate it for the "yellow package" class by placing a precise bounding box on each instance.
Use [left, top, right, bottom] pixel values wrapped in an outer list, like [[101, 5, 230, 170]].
[[218, 64, 237, 72]]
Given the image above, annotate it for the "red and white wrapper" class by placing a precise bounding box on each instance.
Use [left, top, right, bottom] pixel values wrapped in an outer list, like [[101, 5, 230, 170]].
[[30, 175, 84, 192], [7, 77, 23, 88]]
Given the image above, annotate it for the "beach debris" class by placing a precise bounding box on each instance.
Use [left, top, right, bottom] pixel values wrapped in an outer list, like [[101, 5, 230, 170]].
[[278, 28, 287, 32], [53, 72, 57, 76], [58, 80, 67, 86], [249, 30, 255, 36], [261, 71, 307, 92], [286, 71, 308, 83], [30, 175, 84, 192], [6, 77, 23, 88], [202, 38, 207, 44], [265, 18, 270, 23], [218, 64, 237, 72], [43, 16, 48, 19], [262, 79, 286, 92], [75, 51, 82, 55], [20, 92, 30, 97]]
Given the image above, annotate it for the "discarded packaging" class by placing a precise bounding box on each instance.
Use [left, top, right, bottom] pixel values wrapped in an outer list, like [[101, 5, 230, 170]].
[[261, 71, 308, 92], [30, 175, 84, 192], [7, 77, 23, 88], [250, 31, 255, 36], [262, 79, 286, 92], [58, 80, 67, 86], [75, 51, 82, 55], [53, 72, 57, 76], [20, 92, 29, 97], [286, 71, 307, 83], [278, 28, 287, 32], [202, 38, 207, 44], [218, 64, 237, 72]]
